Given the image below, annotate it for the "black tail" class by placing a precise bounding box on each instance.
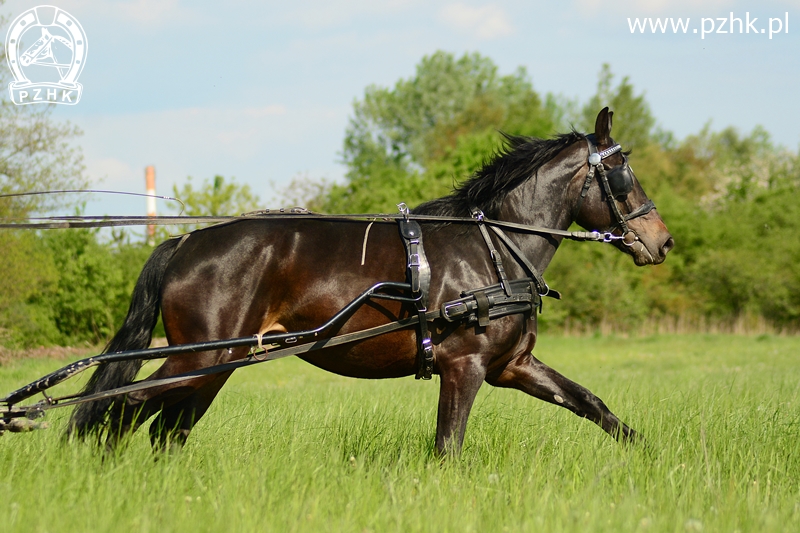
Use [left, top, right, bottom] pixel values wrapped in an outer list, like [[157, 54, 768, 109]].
[[67, 237, 184, 439]]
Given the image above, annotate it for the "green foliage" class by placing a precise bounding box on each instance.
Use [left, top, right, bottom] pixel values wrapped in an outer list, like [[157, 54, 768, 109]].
[[172, 175, 261, 217], [311, 51, 555, 213], [0, 230, 57, 314], [0, 230, 157, 347]]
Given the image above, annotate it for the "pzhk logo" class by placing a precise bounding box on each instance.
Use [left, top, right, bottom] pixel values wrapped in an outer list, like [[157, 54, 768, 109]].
[[6, 5, 87, 105]]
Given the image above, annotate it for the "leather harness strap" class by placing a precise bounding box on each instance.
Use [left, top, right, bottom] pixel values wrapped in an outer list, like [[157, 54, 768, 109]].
[[488, 225, 561, 302], [397, 204, 434, 380], [472, 207, 561, 305], [470, 207, 512, 297]]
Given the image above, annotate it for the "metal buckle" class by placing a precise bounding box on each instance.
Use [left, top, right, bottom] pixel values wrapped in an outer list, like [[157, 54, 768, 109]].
[[442, 301, 468, 321], [397, 202, 410, 220]]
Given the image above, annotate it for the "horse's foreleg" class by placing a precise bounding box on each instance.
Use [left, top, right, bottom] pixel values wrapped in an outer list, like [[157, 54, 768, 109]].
[[435, 357, 487, 455], [486, 353, 639, 442]]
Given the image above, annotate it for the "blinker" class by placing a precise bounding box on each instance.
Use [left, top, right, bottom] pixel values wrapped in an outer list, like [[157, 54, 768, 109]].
[[606, 158, 634, 199]]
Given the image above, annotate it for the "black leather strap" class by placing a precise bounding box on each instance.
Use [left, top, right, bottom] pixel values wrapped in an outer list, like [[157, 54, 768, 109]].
[[397, 209, 434, 380], [471, 207, 512, 297], [474, 291, 490, 327], [488, 225, 561, 301]]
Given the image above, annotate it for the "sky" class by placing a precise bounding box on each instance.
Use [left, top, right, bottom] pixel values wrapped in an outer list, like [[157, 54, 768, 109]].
[[3, 0, 799, 218]]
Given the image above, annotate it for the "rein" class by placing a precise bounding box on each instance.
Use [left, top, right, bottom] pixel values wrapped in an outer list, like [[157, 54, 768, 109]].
[[0, 211, 625, 243]]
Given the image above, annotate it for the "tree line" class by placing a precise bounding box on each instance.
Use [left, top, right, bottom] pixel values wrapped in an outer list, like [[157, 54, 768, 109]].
[[1, 51, 798, 348], [285, 53, 800, 335]]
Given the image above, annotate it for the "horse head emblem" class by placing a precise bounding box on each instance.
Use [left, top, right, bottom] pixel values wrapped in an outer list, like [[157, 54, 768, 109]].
[[5, 5, 88, 105]]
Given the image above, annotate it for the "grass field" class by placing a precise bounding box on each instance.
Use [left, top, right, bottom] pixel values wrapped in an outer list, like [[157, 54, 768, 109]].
[[1, 334, 799, 533]]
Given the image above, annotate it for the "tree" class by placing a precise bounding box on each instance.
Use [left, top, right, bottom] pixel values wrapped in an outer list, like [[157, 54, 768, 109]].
[[308, 51, 556, 213], [579, 64, 658, 152], [168, 174, 262, 234], [172, 175, 261, 217], [0, 6, 88, 345], [0, 104, 87, 218]]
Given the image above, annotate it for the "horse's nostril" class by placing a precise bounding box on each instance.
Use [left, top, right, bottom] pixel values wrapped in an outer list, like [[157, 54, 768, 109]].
[[661, 236, 675, 256]]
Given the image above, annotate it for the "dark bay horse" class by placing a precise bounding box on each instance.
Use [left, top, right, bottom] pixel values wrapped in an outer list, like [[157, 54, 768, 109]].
[[69, 108, 673, 453]]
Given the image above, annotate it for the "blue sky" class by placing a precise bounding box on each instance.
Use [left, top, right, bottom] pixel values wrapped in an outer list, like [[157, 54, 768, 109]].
[[4, 0, 799, 217]]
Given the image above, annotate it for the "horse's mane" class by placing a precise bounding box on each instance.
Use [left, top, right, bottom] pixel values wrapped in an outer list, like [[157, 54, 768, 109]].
[[413, 131, 585, 219]]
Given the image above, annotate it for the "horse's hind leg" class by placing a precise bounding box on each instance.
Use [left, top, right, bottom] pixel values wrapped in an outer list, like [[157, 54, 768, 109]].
[[486, 353, 639, 442], [148, 371, 233, 452], [104, 351, 238, 452]]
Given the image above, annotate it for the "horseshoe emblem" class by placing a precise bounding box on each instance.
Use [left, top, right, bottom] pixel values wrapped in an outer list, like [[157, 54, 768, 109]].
[[5, 5, 88, 105]]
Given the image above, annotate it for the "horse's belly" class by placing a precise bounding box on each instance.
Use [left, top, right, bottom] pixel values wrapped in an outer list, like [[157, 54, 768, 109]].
[[298, 331, 418, 379]]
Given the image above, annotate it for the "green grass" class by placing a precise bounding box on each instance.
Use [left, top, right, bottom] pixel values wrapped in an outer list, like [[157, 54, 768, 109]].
[[1, 334, 799, 532]]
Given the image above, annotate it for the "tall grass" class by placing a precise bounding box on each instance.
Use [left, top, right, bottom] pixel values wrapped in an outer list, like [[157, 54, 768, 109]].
[[1, 334, 799, 532]]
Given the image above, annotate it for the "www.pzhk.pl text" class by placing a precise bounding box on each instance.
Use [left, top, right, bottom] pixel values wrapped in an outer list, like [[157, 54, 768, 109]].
[[628, 13, 789, 39]]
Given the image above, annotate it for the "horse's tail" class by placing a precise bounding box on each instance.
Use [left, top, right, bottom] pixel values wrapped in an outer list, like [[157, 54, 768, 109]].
[[67, 237, 184, 439]]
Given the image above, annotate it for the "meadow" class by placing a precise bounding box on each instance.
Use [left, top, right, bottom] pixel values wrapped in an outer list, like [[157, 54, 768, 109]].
[[1, 334, 799, 533]]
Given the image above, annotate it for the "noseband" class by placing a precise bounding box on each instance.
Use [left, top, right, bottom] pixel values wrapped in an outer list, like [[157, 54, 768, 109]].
[[575, 138, 656, 246]]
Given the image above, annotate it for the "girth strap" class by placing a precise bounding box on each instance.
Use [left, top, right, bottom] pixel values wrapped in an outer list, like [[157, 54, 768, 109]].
[[397, 203, 434, 380]]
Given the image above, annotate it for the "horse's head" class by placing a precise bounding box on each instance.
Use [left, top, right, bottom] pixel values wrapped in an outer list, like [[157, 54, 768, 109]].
[[570, 108, 674, 266]]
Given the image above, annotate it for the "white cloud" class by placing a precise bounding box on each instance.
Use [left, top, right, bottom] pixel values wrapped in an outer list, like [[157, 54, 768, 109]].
[[574, 0, 735, 14], [116, 0, 185, 24], [243, 105, 288, 118], [439, 3, 514, 40]]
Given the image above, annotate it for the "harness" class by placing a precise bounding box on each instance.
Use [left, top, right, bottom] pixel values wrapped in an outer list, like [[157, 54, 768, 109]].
[[396, 203, 434, 379], [397, 201, 562, 380], [0, 137, 661, 423], [399, 139, 657, 379], [576, 137, 656, 246]]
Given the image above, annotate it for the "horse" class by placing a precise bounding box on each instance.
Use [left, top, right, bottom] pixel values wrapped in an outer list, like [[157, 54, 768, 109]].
[[68, 108, 674, 454]]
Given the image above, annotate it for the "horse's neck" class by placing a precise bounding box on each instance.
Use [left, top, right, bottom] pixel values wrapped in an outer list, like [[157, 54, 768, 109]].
[[497, 168, 576, 274]]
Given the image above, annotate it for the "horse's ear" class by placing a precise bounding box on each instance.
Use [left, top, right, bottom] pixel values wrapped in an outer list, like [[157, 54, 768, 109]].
[[594, 107, 612, 144]]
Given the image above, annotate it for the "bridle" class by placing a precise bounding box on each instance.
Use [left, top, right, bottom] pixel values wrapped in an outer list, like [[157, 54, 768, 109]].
[[575, 136, 656, 246]]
